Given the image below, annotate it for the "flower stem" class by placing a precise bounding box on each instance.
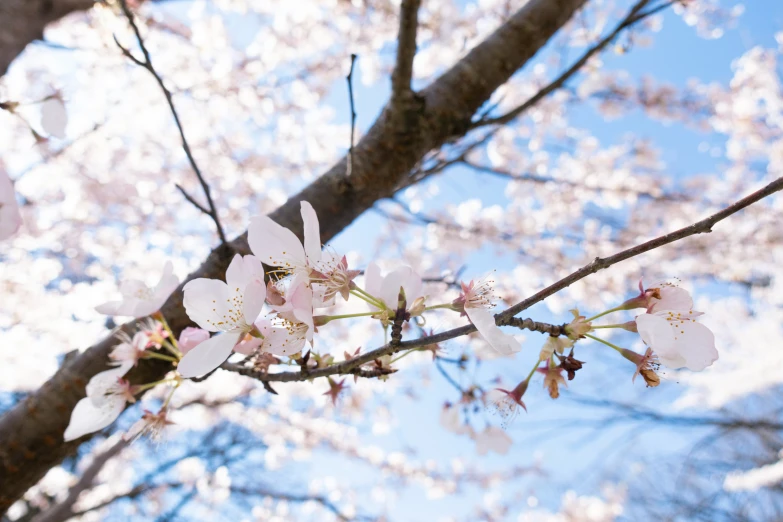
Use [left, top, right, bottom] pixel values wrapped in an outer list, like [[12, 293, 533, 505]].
[[161, 339, 182, 359], [423, 303, 457, 312], [584, 333, 625, 354], [351, 287, 386, 309], [134, 378, 178, 393], [584, 306, 626, 322], [591, 324, 629, 330], [525, 359, 539, 382], [161, 382, 179, 409], [152, 312, 183, 358], [320, 311, 380, 323], [142, 351, 179, 363], [390, 350, 416, 364]]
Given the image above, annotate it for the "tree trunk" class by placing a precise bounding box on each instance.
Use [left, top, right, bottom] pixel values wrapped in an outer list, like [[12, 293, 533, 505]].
[[0, 0, 586, 511], [0, 0, 95, 77]]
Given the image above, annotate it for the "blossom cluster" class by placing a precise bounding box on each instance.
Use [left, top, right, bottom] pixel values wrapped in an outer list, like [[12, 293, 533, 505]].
[[62, 202, 718, 445]]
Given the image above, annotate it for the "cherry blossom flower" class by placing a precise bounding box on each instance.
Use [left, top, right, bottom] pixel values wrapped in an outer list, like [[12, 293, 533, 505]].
[[453, 276, 520, 356], [312, 255, 361, 303], [564, 309, 592, 340], [364, 261, 423, 313], [178, 327, 211, 355], [110, 331, 149, 367], [636, 308, 718, 371], [140, 319, 169, 349], [618, 347, 661, 387], [539, 335, 574, 361], [269, 273, 315, 338], [178, 254, 266, 377], [472, 426, 513, 456], [124, 409, 174, 442], [621, 279, 693, 312], [0, 168, 22, 241], [232, 317, 306, 357], [64, 364, 136, 441], [96, 261, 180, 318], [485, 380, 529, 427], [249, 201, 338, 280]]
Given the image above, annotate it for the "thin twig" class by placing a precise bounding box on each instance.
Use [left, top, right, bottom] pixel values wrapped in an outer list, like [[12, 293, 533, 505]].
[[470, 0, 662, 129], [391, 0, 421, 102], [345, 54, 358, 177], [221, 176, 783, 384], [115, 0, 228, 245]]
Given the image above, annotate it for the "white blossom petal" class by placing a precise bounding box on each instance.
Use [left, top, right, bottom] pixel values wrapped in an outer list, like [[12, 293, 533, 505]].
[[248, 215, 306, 270], [301, 201, 322, 265], [63, 395, 126, 441], [242, 281, 267, 326], [85, 362, 133, 405], [636, 313, 683, 367], [225, 254, 265, 291], [671, 320, 718, 371], [466, 307, 520, 355], [177, 332, 241, 378], [151, 261, 180, 301], [364, 262, 382, 299], [378, 265, 422, 310], [262, 327, 307, 356], [649, 285, 693, 313], [183, 278, 233, 332], [96, 263, 179, 318]]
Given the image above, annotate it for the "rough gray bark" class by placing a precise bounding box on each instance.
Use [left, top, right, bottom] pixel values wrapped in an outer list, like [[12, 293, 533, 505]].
[[0, 0, 95, 77], [0, 0, 586, 511]]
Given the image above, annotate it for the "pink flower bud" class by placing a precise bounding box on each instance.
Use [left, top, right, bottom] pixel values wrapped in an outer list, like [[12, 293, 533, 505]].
[[178, 327, 210, 355]]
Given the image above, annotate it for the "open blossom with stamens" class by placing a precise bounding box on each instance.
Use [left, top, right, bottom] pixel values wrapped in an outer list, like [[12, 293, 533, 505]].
[[178, 254, 266, 378], [311, 255, 360, 303], [124, 409, 174, 442], [485, 380, 529, 428], [96, 261, 180, 318], [110, 331, 149, 367], [242, 318, 310, 357], [636, 307, 717, 371], [621, 278, 692, 312], [249, 201, 340, 282], [0, 168, 22, 241], [618, 347, 661, 387], [64, 365, 137, 441], [454, 276, 520, 356], [140, 319, 169, 349]]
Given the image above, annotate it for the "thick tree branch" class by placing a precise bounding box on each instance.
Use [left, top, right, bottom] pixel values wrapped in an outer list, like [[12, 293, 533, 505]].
[[116, 0, 228, 246], [0, 0, 587, 510], [391, 0, 421, 103], [0, 0, 94, 77], [471, 0, 661, 129]]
